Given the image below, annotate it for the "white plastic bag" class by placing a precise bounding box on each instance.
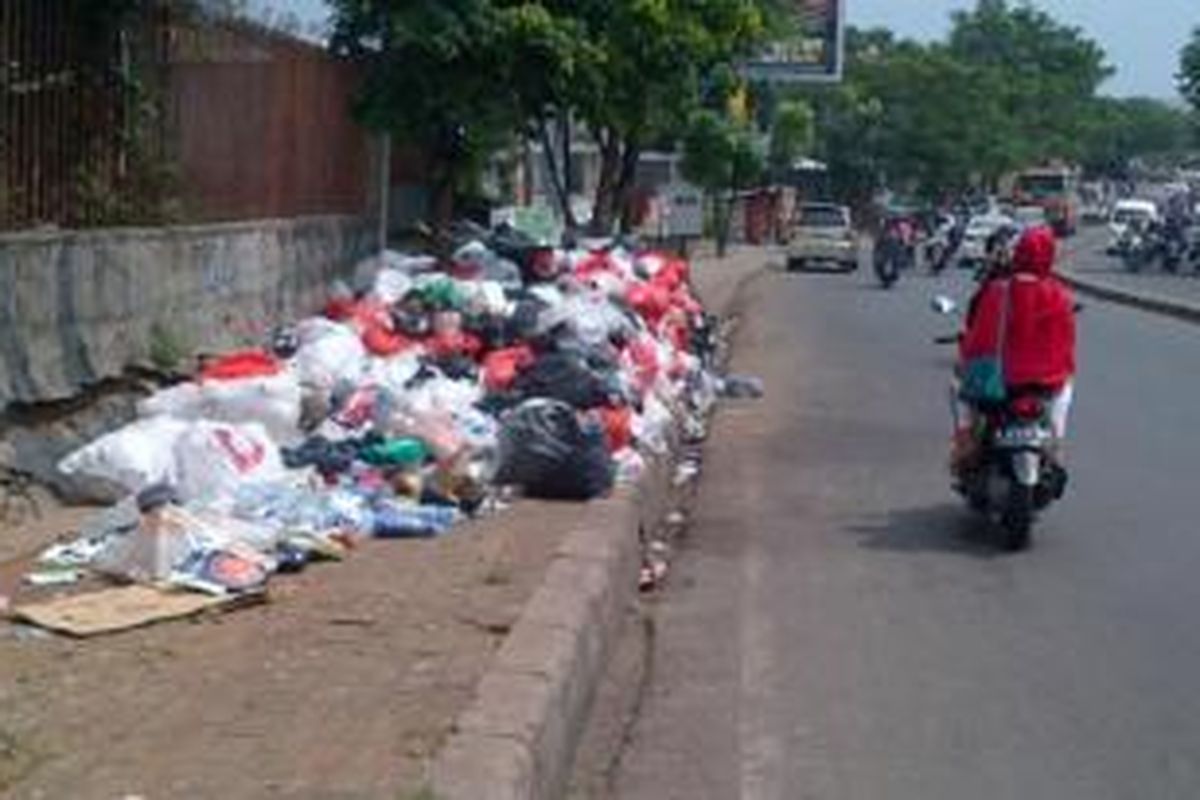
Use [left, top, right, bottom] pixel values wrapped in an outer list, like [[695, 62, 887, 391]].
[[138, 382, 205, 418], [294, 323, 367, 391], [633, 393, 674, 456], [365, 353, 423, 397], [200, 372, 302, 444], [58, 416, 191, 493], [173, 421, 286, 504], [370, 268, 415, 304], [353, 251, 433, 294], [139, 373, 302, 445], [400, 375, 482, 419], [456, 280, 510, 315]]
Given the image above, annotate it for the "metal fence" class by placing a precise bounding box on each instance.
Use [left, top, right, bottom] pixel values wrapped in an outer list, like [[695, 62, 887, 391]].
[[1, 2, 373, 232], [0, 0, 162, 230]]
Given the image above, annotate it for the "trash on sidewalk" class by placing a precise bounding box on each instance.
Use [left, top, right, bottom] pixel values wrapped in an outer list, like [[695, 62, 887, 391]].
[[16, 227, 756, 634], [718, 375, 766, 399]]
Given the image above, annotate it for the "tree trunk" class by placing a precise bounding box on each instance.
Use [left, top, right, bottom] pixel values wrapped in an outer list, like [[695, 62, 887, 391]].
[[536, 117, 576, 228], [431, 157, 456, 234], [590, 131, 622, 236], [616, 140, 641, 234], [715, 192, 731, 258]]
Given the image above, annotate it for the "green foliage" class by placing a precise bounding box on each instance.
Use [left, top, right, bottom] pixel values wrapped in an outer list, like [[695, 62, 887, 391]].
[[1181, 27, 1200, 113], [330, 0, 774, 232], [806, 1, 1183, 203], [681, 110, 765, 193], [681, 109, 765, 255], [768, 100, 815, 173], [148, 322, 188, 373], [1079, 97, 1195, 177], [947, 0, 1111, 165]]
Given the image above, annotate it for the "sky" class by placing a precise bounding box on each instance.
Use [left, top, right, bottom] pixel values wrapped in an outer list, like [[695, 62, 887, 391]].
[[275, 0, 1191, 99], [849, 0, 1194, 99]]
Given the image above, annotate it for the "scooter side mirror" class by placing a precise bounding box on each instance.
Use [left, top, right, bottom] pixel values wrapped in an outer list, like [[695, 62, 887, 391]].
[[931, 295, 958, 315]]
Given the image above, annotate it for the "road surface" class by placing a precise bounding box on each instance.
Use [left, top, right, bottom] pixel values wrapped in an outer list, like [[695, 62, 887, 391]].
[[613, 256, 1200, 800]]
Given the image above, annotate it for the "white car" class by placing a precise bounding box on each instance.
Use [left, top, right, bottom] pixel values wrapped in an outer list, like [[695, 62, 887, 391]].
[[787, 203, 858, 272], [1107, 199, 1159, 254], [958, 213, 1016, 267]]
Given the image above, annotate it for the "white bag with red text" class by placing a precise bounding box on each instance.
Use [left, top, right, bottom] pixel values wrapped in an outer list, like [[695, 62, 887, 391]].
[[173, 421, 286, 504]]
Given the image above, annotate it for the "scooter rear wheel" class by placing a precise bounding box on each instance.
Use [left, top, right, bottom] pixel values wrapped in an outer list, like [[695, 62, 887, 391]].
[[1000, 484, 1034, 551]]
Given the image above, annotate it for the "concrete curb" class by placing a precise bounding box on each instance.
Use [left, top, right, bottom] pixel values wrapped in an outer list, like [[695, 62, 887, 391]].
[[1061, 270, 1200, 325], [429, 251, 767, 800], [430, 464, 667, 800]]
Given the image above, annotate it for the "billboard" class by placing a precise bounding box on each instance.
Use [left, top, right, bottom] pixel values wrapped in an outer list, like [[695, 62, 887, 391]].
[[745, 0, 845, 83]]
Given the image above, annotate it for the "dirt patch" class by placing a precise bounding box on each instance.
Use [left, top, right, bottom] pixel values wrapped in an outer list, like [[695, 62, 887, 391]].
[[0, 499, 578, 799]]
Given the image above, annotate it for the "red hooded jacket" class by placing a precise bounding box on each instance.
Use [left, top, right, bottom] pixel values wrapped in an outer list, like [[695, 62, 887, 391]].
[[959, 226, 1076, 391]]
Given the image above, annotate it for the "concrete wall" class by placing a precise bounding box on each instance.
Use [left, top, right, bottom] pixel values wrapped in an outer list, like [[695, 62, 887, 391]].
[[0, 215, 372, 409]]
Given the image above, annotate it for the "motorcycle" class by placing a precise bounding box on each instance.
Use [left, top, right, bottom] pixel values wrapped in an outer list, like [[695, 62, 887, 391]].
[[1162, 229, 1188, 274], [873, 234, 903, 288], [1118, 225, 1157, 273], [924, 217, 960, 275], [932, 295, 1071, 551]]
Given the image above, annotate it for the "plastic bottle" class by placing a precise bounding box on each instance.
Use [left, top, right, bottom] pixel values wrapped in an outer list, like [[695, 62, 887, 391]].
[[369, 502, 458, 539]]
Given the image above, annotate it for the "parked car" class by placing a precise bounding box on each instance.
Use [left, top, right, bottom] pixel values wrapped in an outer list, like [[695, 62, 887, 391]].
[[787, 203, 858, 272], [1106, 199, 1159, 255], [958, 212, 1016, 268]]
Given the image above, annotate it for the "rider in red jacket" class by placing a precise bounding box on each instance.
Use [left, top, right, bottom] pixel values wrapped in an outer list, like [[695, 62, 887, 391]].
[[959, 225, 1076, 391], [952, 226, 1077, 472]]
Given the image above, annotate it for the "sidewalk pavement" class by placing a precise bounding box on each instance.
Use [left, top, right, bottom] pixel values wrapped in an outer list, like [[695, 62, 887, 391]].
[[0, 243, 771, 800], [1059, 233, 1200, 324]]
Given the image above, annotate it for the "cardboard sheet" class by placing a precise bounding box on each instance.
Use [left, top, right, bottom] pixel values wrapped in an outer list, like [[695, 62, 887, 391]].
[[12, 585, 257, 637]]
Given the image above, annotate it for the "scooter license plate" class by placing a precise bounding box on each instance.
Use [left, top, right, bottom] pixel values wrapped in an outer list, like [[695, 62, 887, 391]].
[[996, 425, 1050, 447]]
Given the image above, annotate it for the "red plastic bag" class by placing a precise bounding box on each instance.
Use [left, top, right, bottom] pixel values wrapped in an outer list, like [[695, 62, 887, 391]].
[[348, 299, 391, 333], [483, 346, 535, 392], [598, 405, 633, 453], [650, 257, 690, 292], [200, 350, 282, 382], [324, 296, 356, 322], [624, 337, 660, 396], [362, 324, 414, 357], [626, 282, 672, 326], [575, 252, 616, 281]]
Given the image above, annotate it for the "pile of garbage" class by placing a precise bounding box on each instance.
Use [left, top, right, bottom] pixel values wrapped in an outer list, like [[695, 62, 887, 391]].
[[31, 228, 729, 600]]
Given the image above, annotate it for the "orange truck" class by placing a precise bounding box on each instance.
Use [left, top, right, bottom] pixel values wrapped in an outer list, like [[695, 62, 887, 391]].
[[1011, 166, 1080, 237]]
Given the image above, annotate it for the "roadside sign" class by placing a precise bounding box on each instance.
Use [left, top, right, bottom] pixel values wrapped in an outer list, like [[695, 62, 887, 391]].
[[663, 186, 705, 239], [744, 0, 845, 83]]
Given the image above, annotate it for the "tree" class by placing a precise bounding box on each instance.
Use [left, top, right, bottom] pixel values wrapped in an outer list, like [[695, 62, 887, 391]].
[[540, 0, 767, 234], [681, 110, 765, 257], [1181, 27, 1200, 113], [807, 4, 1123, 207], [330, 1, 527, 227], [768, 100, 815, 175], [331, 0, 772, 234], [1080, 97, 1195, 177], [947, 0, 1112, 166]]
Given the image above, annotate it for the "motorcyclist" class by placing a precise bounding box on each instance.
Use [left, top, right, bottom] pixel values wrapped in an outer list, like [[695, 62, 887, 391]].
[[1163, 198, 1191, 247], [951, 226, 1077, 474]]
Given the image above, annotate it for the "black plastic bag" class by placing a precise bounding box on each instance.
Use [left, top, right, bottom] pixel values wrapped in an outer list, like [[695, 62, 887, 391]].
[[495, 399, 614, 501], [511, 351, 614, 409]]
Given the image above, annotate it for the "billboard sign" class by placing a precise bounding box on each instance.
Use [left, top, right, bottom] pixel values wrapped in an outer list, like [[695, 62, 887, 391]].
[[744, 0, 845, 83]]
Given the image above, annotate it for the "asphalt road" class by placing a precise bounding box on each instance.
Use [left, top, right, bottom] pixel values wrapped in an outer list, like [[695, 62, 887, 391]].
[[613, 257, 1200, 800]]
